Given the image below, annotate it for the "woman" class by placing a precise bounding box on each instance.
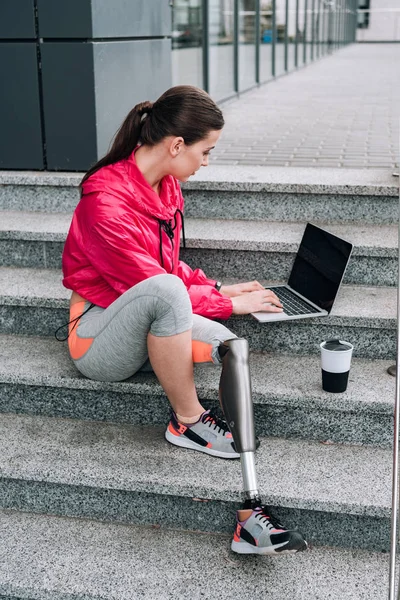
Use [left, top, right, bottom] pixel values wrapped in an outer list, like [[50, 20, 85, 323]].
[[62, 85, 306, 555]]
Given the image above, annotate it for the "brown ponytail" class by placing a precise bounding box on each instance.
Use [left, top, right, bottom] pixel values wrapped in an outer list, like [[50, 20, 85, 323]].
[[81, 101, 153, 185], [81, 86, 224, 185]]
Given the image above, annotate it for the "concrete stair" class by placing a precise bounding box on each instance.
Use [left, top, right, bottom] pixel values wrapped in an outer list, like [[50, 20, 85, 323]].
[[0, 166, 398, 599], [0, 267, 396, 358], [0, 211, 398, 286], [0, 334, 395, 447], [0, 411, 392, 551], [0, 510, 394, 600]]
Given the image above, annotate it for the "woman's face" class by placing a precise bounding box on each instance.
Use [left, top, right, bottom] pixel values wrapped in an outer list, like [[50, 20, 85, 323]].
[[172, 129, 222, 182]]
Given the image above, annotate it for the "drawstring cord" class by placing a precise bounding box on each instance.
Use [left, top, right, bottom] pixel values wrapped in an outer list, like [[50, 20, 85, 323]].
[[157, 209, 186, 272], [54, 302, 94, 342], [176, 209, 186, 249]]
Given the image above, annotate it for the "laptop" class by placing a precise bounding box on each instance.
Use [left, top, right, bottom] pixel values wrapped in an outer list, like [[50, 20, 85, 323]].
[[251, 223, 353, 322]]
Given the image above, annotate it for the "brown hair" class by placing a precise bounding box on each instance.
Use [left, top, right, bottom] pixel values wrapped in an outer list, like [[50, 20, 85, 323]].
[[81, 85, 224, 185]]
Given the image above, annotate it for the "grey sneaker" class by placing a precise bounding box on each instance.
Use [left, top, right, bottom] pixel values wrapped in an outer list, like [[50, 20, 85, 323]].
[[231, 504, 308, 555], [165, 409, 240, 459]]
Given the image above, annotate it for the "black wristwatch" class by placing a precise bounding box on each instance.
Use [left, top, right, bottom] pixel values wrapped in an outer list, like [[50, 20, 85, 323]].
[[215, 281, 222, 292]]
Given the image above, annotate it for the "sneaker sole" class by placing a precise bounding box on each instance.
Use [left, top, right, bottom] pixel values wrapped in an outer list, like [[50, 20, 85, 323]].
[[165, 429, 240, 459], [231, 539, 308, 555]]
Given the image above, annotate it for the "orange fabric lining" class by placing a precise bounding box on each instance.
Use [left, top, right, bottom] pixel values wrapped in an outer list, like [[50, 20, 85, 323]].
[[68, 301, 94, 360], [192, 340, 213, 364]]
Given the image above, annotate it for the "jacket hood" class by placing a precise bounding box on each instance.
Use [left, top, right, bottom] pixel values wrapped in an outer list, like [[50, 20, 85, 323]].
[[81, 151, 181, 221]]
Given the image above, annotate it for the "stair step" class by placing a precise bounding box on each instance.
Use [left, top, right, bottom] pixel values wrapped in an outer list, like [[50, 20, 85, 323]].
[[0, 167, 398, 223], [0, 509, 393, 600], [182, 166, 399, 224], [0, 266, 395, 359], [0, 412, 393, 552], [0, 334, 395, 448], [0, 211, 397, 285]]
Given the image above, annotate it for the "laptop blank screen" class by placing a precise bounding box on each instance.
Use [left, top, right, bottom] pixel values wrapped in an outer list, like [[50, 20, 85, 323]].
[[288, 224, 353, 313]]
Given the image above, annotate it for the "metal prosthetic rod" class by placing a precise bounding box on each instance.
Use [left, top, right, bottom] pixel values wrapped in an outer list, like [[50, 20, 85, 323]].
[[218, 338, 260, 503]]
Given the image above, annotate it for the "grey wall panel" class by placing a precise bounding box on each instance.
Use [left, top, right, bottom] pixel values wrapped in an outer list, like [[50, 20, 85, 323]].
[[0, 0, 36, 39], [0, 43, 44, 169], [37, 0, 93, 38], [37, 0, 171, 39], [41, 43, 97, 170], [93, 39, 172, 158], [91, 0, 172, 38]]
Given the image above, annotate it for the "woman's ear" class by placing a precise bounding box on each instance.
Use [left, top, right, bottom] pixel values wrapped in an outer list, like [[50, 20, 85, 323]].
[[170, 136, 184, 157]]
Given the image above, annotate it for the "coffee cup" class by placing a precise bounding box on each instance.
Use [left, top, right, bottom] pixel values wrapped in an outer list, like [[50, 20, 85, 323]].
[[320, 339, 353, 393]]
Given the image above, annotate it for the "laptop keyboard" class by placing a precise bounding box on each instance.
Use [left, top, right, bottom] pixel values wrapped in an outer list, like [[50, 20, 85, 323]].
[[268, 287, 321, 316]]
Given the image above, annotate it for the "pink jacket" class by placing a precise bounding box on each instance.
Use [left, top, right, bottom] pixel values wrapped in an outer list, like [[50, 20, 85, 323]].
[[62, 152, 233, 320]]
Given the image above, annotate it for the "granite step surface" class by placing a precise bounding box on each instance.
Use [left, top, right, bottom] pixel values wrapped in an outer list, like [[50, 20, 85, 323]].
[[0, 334, 395, 447], [0, 167, 397, 223], [0, 266, 395, 359], [0, 211, 397, 286], [0, 411, 393, 552], [0, 509, 394, 600]]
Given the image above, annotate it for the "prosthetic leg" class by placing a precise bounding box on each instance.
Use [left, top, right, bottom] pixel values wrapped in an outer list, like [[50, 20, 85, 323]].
[[218, 338, 261, 506], [218, 338, 308, 555]]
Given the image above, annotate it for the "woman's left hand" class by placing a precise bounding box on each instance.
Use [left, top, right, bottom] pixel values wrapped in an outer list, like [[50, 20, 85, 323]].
[[219, 281, 265, 298]]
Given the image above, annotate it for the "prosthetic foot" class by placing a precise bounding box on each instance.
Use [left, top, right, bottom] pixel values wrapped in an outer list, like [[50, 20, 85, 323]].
[[218, 338, 307, 554]]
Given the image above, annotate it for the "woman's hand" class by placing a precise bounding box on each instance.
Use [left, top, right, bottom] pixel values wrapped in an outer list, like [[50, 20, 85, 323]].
[[220, 281, 265, 298], [231, 289, 283, 315]]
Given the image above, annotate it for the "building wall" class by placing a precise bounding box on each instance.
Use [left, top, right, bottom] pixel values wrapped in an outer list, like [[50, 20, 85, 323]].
[[357, 0, 400, 41]]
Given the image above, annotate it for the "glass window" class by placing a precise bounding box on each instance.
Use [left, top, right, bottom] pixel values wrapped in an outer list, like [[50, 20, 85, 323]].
[[275, 0, 287, 75], [304, 0, 311, 62], [239, 0, 257, 91], [315, 0, 322, 58], [287, 0, 296, 71], [171, 0, 203, 88], [260, 1, 273, 82], [321, 0, 329, 54], [209, 0, 235, 101], [309, 0, 316, 60], [297, 0, 306, 64]]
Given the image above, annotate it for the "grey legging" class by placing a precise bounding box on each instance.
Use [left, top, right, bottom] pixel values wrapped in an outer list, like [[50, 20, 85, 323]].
[[71, 274, 237, 382]]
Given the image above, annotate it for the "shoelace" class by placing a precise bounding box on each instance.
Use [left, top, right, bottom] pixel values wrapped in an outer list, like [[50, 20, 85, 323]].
[[255, 506, 284, 530], [201, 410, 230, 436]]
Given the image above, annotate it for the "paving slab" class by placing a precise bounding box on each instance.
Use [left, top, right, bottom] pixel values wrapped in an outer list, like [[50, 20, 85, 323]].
[[210, 45, 399, 168]]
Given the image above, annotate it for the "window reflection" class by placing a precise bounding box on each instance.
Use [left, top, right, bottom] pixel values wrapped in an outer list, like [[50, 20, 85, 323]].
[[275, 0, 287, 75], [260, 1, 273, 81], [209, 0, 235, 101], [239, 0, 257, 90], [287, 0, 296, 70], [171, 0, 203, 88], [297, 0, 306, 63], [171, 0, 353, 98]]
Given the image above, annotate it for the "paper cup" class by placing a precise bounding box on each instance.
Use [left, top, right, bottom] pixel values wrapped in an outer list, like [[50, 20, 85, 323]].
[[320, 339, 353, 393]]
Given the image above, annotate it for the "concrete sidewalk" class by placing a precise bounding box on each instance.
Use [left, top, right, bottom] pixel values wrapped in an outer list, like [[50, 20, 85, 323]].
[[212, 44, 399, 169]]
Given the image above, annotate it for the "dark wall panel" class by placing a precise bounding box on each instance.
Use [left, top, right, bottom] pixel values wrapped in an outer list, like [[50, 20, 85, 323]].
[[37, 0, 93, 38], [41, 43, 97, 170], [0, 0, 36, 39], [0, 43, 44, 169]]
